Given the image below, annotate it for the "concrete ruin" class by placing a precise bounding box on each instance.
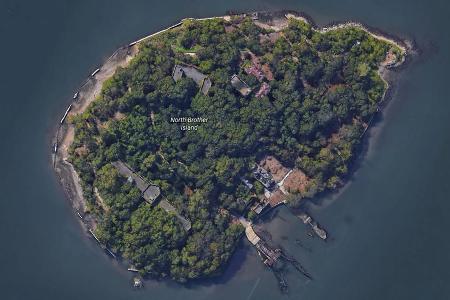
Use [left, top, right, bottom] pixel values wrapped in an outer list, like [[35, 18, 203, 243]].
[[172, 64, 212, 95]]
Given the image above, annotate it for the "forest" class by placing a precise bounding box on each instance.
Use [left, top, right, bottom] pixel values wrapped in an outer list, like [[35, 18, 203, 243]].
[[69, 15, 403, 281]]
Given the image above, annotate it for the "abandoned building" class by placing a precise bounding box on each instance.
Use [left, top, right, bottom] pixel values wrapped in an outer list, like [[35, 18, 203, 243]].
[[251, 198, 269, 214], [256, 82, 271, 98], [111, 161, 191, 231], [245, 65, 265, 82], [112, 161, 161, 204], [172, 64, 212, 95], [231, 74, 252, 96], [253, 156, 311, 209], [159, 199, 192, 231], [253, 164, 276, 190]]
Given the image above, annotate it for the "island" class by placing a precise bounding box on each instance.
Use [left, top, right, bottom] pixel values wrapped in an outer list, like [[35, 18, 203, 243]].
[[53, 11, 407, 283]]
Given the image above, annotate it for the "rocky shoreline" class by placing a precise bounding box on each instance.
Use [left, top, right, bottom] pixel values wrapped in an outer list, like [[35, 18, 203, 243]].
[[52, 9, 411, 271], [53, 45, 139, 229]]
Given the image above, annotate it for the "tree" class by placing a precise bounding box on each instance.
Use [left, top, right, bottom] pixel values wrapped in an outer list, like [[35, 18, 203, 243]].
[[70, 15, 400, 281]]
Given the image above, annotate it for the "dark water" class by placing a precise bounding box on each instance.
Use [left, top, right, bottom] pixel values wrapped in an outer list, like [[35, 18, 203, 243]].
[[1, 0, 449, 299]]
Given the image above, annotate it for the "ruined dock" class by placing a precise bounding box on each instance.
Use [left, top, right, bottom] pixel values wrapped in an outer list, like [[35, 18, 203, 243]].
[[298, 212, 327, 240], [238, 217, 281, 266]]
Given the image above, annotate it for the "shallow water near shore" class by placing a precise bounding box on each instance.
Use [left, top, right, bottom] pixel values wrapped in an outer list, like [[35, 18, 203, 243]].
[[1, 0, 450, 299]]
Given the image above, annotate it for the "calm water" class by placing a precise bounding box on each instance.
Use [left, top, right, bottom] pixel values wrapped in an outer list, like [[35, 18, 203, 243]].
[[1, 0, 449, 299]]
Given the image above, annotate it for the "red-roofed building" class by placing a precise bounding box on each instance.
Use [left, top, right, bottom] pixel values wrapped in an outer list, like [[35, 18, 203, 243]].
[[256, 82, 271, 98], [245, 65, 265, 82]]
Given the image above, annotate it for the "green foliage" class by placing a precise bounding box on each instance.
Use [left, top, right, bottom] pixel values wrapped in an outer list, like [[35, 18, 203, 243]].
[[71, 16, 397, 281]]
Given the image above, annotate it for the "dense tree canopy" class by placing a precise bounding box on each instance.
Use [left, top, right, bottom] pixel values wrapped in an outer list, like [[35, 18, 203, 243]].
[[69, 15, 402, 281]]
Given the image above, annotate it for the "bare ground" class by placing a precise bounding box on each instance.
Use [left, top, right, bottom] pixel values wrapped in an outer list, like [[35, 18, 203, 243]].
[[53, 45, 139, 228]]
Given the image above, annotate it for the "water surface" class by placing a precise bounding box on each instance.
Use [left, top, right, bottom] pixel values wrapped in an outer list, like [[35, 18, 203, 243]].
[[0, 0, 449, 299]]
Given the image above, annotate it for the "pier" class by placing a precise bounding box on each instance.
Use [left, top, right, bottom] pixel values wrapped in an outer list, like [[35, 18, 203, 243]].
[[298, 212, 327, 240], [236, 215, 312, 291], [238, 217, 281, 267], [255, 242, 281, 267], [60, 104, 72, 124]]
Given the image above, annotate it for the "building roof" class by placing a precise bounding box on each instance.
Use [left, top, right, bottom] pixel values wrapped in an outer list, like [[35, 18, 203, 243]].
[[143, 185, 161, 203], [112, 161, 148, 191], [172, 65, 183, 81], [253, 165, 276, 190], [256, 82, 271, 98], [180, 66, 207, 85], [201, 78, 212, 95], [111, 161, 191, 231], [268, 189, 285, 207], [258, 155, 288, 182], [111, 161, 160, 204], [231, 74, 252, 96], [159, 199, 191, 231], [245, 65, 264, 81], [172, 65, 211, 95]]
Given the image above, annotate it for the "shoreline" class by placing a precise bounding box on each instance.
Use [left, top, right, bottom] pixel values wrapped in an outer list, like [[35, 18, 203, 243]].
[[276, 10, 413, 54], [53, 45, 139, 230], [51, 9, 410, 277]]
